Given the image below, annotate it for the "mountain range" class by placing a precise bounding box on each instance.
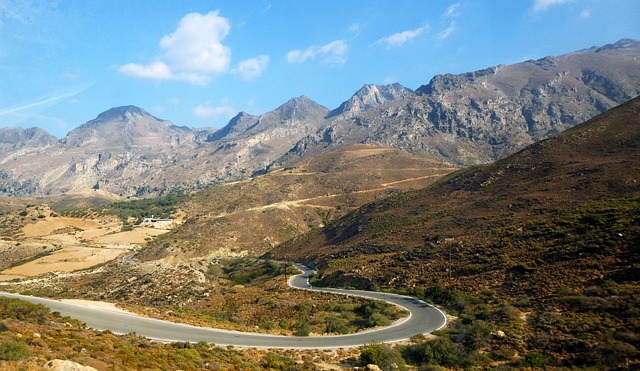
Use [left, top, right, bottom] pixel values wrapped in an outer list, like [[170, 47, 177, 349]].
[[0, 39, 639, 198]]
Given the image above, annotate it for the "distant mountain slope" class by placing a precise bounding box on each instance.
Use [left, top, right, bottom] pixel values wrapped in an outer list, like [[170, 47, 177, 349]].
[[62, 105, 195, 148], [0, 39, 638, 197], [0, 98, 329, 197], [0, 127, 56, 153], [280, 38, 640, 167]]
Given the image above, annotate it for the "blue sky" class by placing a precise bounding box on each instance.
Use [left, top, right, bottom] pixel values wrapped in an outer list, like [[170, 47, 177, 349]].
[[0, 0, 638, 138]]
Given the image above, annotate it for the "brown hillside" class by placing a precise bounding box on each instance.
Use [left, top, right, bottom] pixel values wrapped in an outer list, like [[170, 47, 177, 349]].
[[269, 96, 640, 367], [137, 144, 456, 260], [272, 96, 640, 283]]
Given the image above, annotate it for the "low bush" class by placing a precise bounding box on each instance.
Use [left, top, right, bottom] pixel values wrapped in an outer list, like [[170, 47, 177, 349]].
[[0, 341, 31, 361], [360, 342, 406, 370]]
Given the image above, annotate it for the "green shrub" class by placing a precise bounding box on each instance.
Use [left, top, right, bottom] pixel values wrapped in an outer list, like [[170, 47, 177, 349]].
[[278, 319, 289, 329], [401, 336, 469, 368], [524, 352, 546, 367], [294, 321, 310, 336], [0, 341, 31, 361], [360, 342, 406, 370], [325, 316, 350, 334], [262, 352, 295, 370]]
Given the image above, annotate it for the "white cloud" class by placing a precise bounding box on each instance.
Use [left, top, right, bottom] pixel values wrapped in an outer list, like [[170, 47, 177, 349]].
[[119, 11, 231, 85], [437, 21, 457, 40], [376, 25, 430, 49], [193, 104, 237, 120], [118, 61, 175, 81], [444, 3, 461, 17], [348, 23, 361, 34], [160, 11, 231, 73], [318, 40, 348, 64], [286, 40, 348, 65], [176, 72, 211, 86], [580, 8, 591, 18], [231, 55, 270, 80], [533, 0, 574, 12]]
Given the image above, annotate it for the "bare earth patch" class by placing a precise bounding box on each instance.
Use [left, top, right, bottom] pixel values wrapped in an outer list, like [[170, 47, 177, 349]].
[[23, 217, 105, 237], [0, 211, 178, 281], [98, 228, 168, 245], [0, 246, 125, 279], [60, 298, 132, 314]]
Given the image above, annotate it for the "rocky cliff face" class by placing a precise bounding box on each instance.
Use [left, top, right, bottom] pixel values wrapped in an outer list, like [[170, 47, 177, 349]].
[[328, 83, 414, 118], [280, 39, 640, 166]]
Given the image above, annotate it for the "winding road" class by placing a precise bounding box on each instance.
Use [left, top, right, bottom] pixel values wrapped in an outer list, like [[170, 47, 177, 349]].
[[0, 264, 446, 349]]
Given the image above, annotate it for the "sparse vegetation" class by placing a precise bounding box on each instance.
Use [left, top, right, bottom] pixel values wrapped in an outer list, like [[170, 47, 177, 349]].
[[269, 98, 640, 368], [0, 297, 328, 369], [59, 193, 186, 226], [359, 342, 406, 370]]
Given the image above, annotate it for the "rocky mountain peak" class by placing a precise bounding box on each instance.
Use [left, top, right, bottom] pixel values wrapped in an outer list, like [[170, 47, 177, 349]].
[[592, 38, 639, 52], [329, 83, 413, 117], [208, 111, 259, 141], [63, 105, 189, 150], [94, 105, 155, 123], [0, 127, 57, 153], [415, 65, 502, 96], [272, 96, 329, 121]]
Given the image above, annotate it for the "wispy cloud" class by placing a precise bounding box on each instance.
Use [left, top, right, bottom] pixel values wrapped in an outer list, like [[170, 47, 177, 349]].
[[348, 23, 361, 35], [376, 25, 430, 49], [286, 39, 348, 65], [0, 0, 50, 25], [119, 11, 231, 85], [533, 0, 574, 12], [444, 3, 461, 17], [193, 104, 237, 120], [0, 88, 87, 117], [231, 55, 270, 80], [580, 8, 591, 18], [437, 21, 457, 40]]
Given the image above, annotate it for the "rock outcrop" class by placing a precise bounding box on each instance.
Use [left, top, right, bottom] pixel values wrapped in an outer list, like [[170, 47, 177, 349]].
[[282, 39, 640, 167]]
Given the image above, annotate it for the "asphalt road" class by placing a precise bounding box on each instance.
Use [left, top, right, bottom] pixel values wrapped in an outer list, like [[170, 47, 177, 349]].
[[0, 263, 446, 349]]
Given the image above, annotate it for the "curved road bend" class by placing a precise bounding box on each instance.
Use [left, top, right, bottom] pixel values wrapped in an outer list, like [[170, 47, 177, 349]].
[[0, 264, 446, 349]]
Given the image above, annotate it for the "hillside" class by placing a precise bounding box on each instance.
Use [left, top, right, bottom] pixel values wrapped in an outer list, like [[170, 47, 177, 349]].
[[269, 96, 640, 368], [137, 144, 456, 260]]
